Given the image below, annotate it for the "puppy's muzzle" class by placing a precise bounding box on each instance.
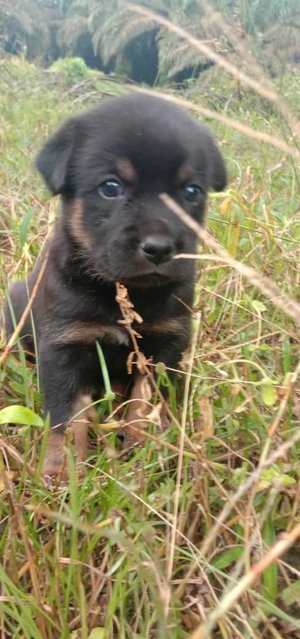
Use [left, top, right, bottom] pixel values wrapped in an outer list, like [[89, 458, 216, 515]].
[[140, 234, 174, 265]]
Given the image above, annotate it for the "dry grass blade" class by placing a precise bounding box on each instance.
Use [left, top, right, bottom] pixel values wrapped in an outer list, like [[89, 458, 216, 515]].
[[0, 438, 36, 477], [115, 282, 148, 373], [189, 523, 300, 639], [2, 472, 48, 638], [175, 427, 300, 600], [165, 314, 201, 615], [0, 250, 49, 365], [161, 194, 300, 328], [268, 357, 300, 437]]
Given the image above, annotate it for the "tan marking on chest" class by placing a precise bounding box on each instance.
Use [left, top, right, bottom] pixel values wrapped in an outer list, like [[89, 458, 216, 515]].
[[140, 318, 188, 335], [52, 321, 130, 346]]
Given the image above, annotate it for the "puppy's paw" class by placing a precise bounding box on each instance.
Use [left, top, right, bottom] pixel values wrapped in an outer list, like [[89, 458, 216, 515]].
[[120, 401, 170, 451], [42, 435, 68, 486], [42, 424, 88, 486]]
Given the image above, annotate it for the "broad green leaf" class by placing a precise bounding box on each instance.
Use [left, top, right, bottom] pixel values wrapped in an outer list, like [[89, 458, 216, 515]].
[[252, 300, 267, 313], [282, 581, 300, 606], [282, 336, 291, 374], [262, 515, 277, 602], [261, 385, 277, 406], [0, 405, 43, 427], [211, 546, 243, 570], [258, 467, 296, 490], [19, 207, 35, 248], [88, 629, 106, 639]]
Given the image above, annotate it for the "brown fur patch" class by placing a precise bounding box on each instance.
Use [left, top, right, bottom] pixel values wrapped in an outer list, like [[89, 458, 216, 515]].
[[42, 431, 66, 478], [68, 199, 91, 251], [177, 162, 193, 183], [71, 393, 98, 429], [43, 393, 96, 478], [123, 373, 152, 445], [115, 158, 137, 183], [141, 318, 188, 335], [51, 321, 129, 346], [122, 374, 170, 447]]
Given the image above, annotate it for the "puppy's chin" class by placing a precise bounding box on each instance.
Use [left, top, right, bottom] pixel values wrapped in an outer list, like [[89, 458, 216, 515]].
[[101, 259, 192, 288], [119, 273, 175, 288]]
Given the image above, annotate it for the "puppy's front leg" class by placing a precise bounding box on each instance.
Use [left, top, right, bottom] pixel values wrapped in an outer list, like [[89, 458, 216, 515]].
[[123, 372, 170, 447], [39, 344, 95, 478], [123, 373, 153, 445], [122, 336, 189, 446]]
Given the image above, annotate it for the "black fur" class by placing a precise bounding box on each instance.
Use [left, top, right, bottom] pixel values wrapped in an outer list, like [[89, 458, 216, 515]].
[[4, 93, 226, 470]]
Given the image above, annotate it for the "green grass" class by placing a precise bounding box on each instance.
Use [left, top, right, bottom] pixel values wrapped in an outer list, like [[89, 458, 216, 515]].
[[1, 57, 300, 639]]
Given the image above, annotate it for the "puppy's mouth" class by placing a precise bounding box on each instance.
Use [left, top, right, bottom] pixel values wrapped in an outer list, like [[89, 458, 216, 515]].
[[120, 271, 175, 288], [96, 249, 192, 287]]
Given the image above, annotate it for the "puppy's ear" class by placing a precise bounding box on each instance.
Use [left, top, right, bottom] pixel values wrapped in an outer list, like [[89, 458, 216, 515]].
[[36, 119, 77, 195], [208, 138, 227, 192]]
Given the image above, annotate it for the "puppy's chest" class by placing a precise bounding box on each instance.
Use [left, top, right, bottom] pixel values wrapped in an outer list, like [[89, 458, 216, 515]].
[[51, 320, 130, 347], [44, 280, 189, 350], [50, 316, 185, 348], [47, 283, 184, 346]]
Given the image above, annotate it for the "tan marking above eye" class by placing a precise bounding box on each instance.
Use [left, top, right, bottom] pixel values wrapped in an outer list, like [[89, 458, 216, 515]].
[[115, 158, 137, 183], [177, 162, 193, 183]]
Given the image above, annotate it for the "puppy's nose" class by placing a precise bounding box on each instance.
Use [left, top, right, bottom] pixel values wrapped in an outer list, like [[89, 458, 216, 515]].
[[141, 235, 174, 265]]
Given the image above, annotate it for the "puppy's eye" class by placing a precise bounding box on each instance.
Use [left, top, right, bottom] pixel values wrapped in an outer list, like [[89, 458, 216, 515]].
[[183, 184, 203, 203], [98, 179, 124, 198]]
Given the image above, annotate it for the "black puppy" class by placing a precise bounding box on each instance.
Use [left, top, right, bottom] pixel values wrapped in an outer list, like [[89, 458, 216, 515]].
[[4, 93, 226, 476]]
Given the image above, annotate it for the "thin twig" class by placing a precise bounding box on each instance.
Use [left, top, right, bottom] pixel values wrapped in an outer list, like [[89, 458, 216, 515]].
[[175, 427, 300, 599], [268, 356, 300, 437], [115, 282, 147, 373], [189, 523, 300, 639], [2, 472, 49, 638], [0, 251, 49, 366], [161, 194, 300, 328], [165, 314, 201, 615]]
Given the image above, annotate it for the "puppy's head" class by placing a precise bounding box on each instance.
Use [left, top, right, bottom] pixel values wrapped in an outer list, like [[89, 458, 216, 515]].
[[36, 94, 227, 287]]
